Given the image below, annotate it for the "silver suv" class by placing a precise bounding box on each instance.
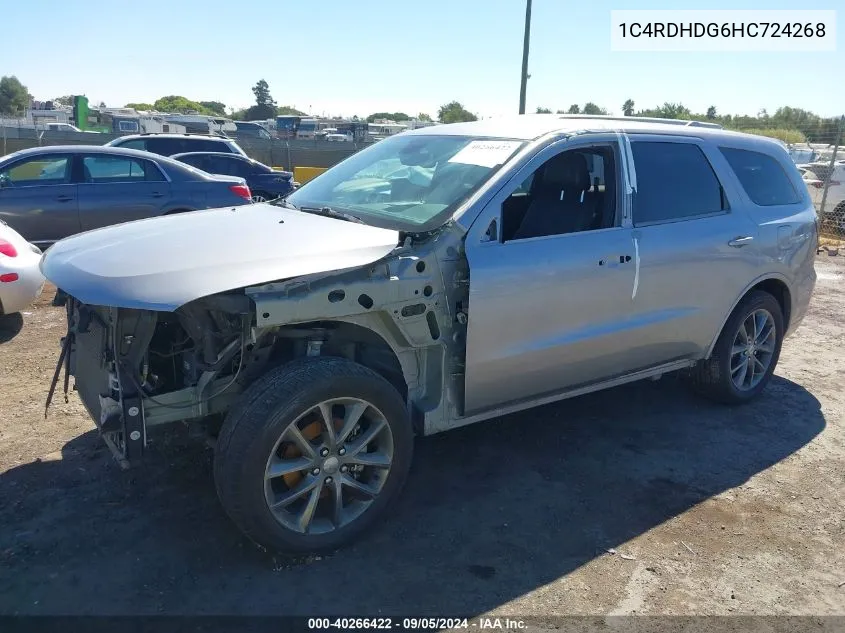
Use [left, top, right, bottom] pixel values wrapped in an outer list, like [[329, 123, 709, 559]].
[[42, 115, 817, 553]]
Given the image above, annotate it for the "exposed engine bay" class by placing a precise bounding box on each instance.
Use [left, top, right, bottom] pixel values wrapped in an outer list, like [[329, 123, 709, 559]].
[[48, 230, 469, 467]]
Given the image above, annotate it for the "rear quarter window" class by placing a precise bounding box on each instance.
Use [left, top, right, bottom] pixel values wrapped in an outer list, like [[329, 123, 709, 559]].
[[196, 140, 232, 153], [719, 147, 801, 206]]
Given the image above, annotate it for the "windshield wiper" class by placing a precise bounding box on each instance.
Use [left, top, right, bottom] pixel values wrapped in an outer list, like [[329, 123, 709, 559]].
[[298, 206, 364, 224], [271, 197, 299, 210]]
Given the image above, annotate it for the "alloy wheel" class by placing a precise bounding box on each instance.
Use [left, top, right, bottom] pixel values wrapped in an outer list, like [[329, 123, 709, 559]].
[[729, 308, 777, 391], [263, 398, 394, 535]]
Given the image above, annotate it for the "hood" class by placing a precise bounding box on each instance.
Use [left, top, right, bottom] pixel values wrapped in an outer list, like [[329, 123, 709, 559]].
[[41, 203, 400, 311]]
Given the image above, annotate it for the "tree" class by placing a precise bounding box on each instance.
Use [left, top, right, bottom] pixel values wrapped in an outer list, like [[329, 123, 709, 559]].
[[623, 99, 635, 116], [0, 76, 30, 115], [582, 102, 608, 115], [366, 112, 410, 123], [244, 79, 277, 121], [567, 104, 580, 114], [277, 105, 306, 116], [417, 112, 432, 121], [636, 102, 691, 119], [153, 95, 209, 114], [536, 107, 552, 114], [661, 102, 691, 119], [54, 95, 73, 107], [437, 101, 477, 123], [706, 105, 717, 120], [199, 101, 227, 116], [125, 102, 154, 111]]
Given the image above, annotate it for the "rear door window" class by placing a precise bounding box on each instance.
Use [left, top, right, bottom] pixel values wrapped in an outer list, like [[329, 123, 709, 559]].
[[144, 138, 184, 156], [631, 141, 726, 225], [82, 155, 160, 183], [196, 140, 230, 153], [719, 147, 801, 206], [205, 155, 240, 176]]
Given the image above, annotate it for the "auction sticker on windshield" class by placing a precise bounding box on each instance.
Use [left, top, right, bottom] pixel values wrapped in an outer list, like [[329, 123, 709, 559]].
[[448, 140, 523, 168]]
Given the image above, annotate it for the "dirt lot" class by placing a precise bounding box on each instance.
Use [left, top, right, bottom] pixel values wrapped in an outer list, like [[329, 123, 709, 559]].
[[0, 255, 844, 618]]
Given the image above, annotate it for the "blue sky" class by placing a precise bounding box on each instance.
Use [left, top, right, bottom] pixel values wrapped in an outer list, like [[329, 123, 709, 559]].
[[2, 0, 842, 118]]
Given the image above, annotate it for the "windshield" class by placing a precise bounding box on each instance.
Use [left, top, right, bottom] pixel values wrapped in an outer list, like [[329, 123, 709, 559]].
[[285, 134, 524, 230]]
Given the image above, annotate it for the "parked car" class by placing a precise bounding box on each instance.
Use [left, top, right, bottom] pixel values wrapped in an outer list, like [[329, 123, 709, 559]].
[[171, 152, 295, 202], [106, 133, 247, 158], [0, 145, 253, 246], [41, 115, 817, 554], [44, 123, 82, 132], [232, 121, 272, 140], [0, 219, 44, 315]]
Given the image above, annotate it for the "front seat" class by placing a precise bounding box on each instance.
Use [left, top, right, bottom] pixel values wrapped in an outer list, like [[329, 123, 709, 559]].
[[513, 152, 596, 240]]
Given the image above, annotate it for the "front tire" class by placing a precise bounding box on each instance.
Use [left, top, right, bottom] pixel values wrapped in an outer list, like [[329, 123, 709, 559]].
[[687, 290, 784, 404], [214, 357, 413, 553]]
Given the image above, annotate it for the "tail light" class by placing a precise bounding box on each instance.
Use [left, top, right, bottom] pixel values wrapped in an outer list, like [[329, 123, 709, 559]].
[[0, 238, 18, 258], [229, 184, 252, 201], [0, 273, 18, 283]]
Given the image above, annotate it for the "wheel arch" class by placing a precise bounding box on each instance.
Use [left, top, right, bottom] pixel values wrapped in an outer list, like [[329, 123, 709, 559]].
[[705, 274, 792, 359], [263, 317, 437, 434]]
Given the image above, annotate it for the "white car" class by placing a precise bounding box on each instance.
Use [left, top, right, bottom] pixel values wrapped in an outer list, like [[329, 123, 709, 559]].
[[0, 220, 45, 315]]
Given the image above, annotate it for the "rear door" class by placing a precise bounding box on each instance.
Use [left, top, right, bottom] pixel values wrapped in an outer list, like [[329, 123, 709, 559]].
[[77, 154, 171, 231], [622, 135, 760, 365], [0, 153, 79, 245]]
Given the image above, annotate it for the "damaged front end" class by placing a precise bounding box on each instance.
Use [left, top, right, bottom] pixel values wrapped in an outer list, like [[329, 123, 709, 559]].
[[49, 292, 263, 467]]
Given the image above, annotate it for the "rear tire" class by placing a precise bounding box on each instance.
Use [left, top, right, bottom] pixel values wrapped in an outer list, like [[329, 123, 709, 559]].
[[251, 191, 273, 203], [214, 357, 413, 553], [687, 290, 784, 404]]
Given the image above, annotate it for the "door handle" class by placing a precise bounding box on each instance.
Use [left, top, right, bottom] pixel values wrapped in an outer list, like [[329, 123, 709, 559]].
[[56, 195, 73, 202], [151, 192, 164, 198], [728, 236, 754, 247], [598, 254, 632, 266]]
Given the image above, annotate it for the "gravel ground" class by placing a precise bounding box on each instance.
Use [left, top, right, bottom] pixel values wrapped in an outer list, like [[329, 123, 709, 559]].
[[0, 254, 843, 618]]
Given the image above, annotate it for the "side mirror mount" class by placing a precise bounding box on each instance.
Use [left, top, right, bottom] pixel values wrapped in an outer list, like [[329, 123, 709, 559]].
[[0, 174, 9, 189]]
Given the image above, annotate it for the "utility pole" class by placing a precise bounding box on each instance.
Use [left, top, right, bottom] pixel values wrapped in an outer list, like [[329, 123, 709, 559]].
[[518, 0, 532, 114]]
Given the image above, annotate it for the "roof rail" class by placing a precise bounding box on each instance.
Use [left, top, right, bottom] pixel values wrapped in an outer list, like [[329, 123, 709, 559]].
[[138, 131, 229, 137], [555, 114, 723, 129]]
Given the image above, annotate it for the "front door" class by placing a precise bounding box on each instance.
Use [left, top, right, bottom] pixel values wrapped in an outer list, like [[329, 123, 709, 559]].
[[463, 136, 639, 415], [0, 153, 79, 245], [77, 154, 171, 231]]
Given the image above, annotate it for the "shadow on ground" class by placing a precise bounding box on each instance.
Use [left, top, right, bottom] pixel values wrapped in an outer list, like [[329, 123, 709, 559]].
[[0, 313, 24, 344], [0, 374, 825, 615]]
